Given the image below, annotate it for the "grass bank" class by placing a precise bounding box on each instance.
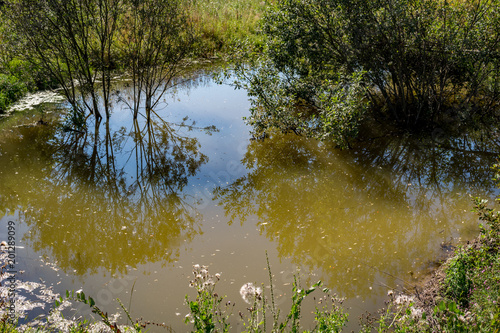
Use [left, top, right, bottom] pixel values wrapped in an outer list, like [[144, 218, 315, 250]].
[[187, 0, 267, 58], [0, 58, 62, 115], [383, 196, 500, 332], [0, 75, 27, 113]]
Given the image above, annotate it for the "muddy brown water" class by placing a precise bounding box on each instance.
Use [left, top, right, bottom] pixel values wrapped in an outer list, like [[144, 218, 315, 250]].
[[0, 71, 499, 331]]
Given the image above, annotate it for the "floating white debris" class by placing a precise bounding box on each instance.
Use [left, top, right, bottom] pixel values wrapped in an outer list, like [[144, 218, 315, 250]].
[[8, 91, 66, 112]]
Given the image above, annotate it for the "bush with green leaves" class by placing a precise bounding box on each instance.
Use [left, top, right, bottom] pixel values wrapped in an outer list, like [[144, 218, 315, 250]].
[[244, 0, 500, 137], [235, 61, 369, 148], [0, 74, 27, 113], [443, 249, 473, 309]]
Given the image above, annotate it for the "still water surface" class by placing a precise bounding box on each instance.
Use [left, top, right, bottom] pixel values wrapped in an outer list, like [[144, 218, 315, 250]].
[[0, 70, 498, 331]]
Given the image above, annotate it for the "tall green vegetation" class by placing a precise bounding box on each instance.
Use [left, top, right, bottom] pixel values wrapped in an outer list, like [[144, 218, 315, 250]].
[[183, 259, 348, 333], [119, 0, 193, 123], [0, 74, 27, 112], [4, 0, 193, 129], [241, 0, 500, 146], [9, 0, 121, 124], [185, 0, 267, 57]]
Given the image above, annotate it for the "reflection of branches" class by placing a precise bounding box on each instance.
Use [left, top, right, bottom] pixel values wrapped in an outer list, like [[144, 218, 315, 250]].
[[0, 113, 209, 276], [117, 66, 215, 125], [214, 132, 499, 296], [129, 115, 208, 225]]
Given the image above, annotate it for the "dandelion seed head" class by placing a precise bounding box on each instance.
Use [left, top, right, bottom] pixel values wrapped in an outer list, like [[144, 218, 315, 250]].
[[394, 295, 414, 305], [410, 307, 423, 319], [240, 283, 262, 304]]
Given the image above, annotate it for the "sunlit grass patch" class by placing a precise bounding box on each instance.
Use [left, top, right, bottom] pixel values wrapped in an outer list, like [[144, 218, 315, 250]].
[[185, 0, 268, 57]]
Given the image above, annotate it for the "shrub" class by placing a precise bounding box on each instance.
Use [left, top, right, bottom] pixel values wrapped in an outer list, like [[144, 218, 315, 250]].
[[235, 61, 369, 148], [0, 74, 27, 113], [244, 0, 500, 137], [443, 250, 473, 308]]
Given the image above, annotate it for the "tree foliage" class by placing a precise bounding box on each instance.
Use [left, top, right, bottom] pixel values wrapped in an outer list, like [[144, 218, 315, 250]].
[[6, 0, 193, 127], [118, 0, 193, 123], [235, 60, 369, 148], [9, 0, 121, 122], [244, 0, 500, 144]]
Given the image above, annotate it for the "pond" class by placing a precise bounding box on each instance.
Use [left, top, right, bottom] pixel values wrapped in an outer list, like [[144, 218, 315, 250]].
[[0, 69, 499, 331]]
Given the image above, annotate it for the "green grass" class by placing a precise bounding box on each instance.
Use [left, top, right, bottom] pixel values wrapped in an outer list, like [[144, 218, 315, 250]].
[[443, 249, 474, 309], [186, 0, 268, 58], [455, 197, 500, 330], [369, 197, 500, 333]]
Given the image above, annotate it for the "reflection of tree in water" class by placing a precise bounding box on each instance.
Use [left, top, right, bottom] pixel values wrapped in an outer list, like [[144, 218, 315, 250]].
[[117, 67, 214, 116], [214, 132, 499, 296], [0, 110, 210, 276]]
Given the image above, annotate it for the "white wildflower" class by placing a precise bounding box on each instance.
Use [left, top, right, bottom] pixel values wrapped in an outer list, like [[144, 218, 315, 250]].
[[185, 313, 194, 324], [240, 283, 262, 304], [394, 295, 414, 306], [410, 307, 423, 319]]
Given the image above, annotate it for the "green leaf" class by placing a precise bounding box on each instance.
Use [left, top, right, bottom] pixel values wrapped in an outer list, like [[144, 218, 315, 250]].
[[306, 286, 316, 295], [189, 301, 199, 313], [79, 291, 86, 303], [448, 301, 458, 313]]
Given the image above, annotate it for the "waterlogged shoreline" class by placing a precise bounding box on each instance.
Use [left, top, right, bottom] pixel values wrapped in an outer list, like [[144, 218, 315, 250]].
[[370, 194, 500, 332], [0, 247, 138, 332]]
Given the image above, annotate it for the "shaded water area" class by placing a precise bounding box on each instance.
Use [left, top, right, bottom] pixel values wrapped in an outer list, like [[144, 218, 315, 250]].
[[1, 69, 499, 331]]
